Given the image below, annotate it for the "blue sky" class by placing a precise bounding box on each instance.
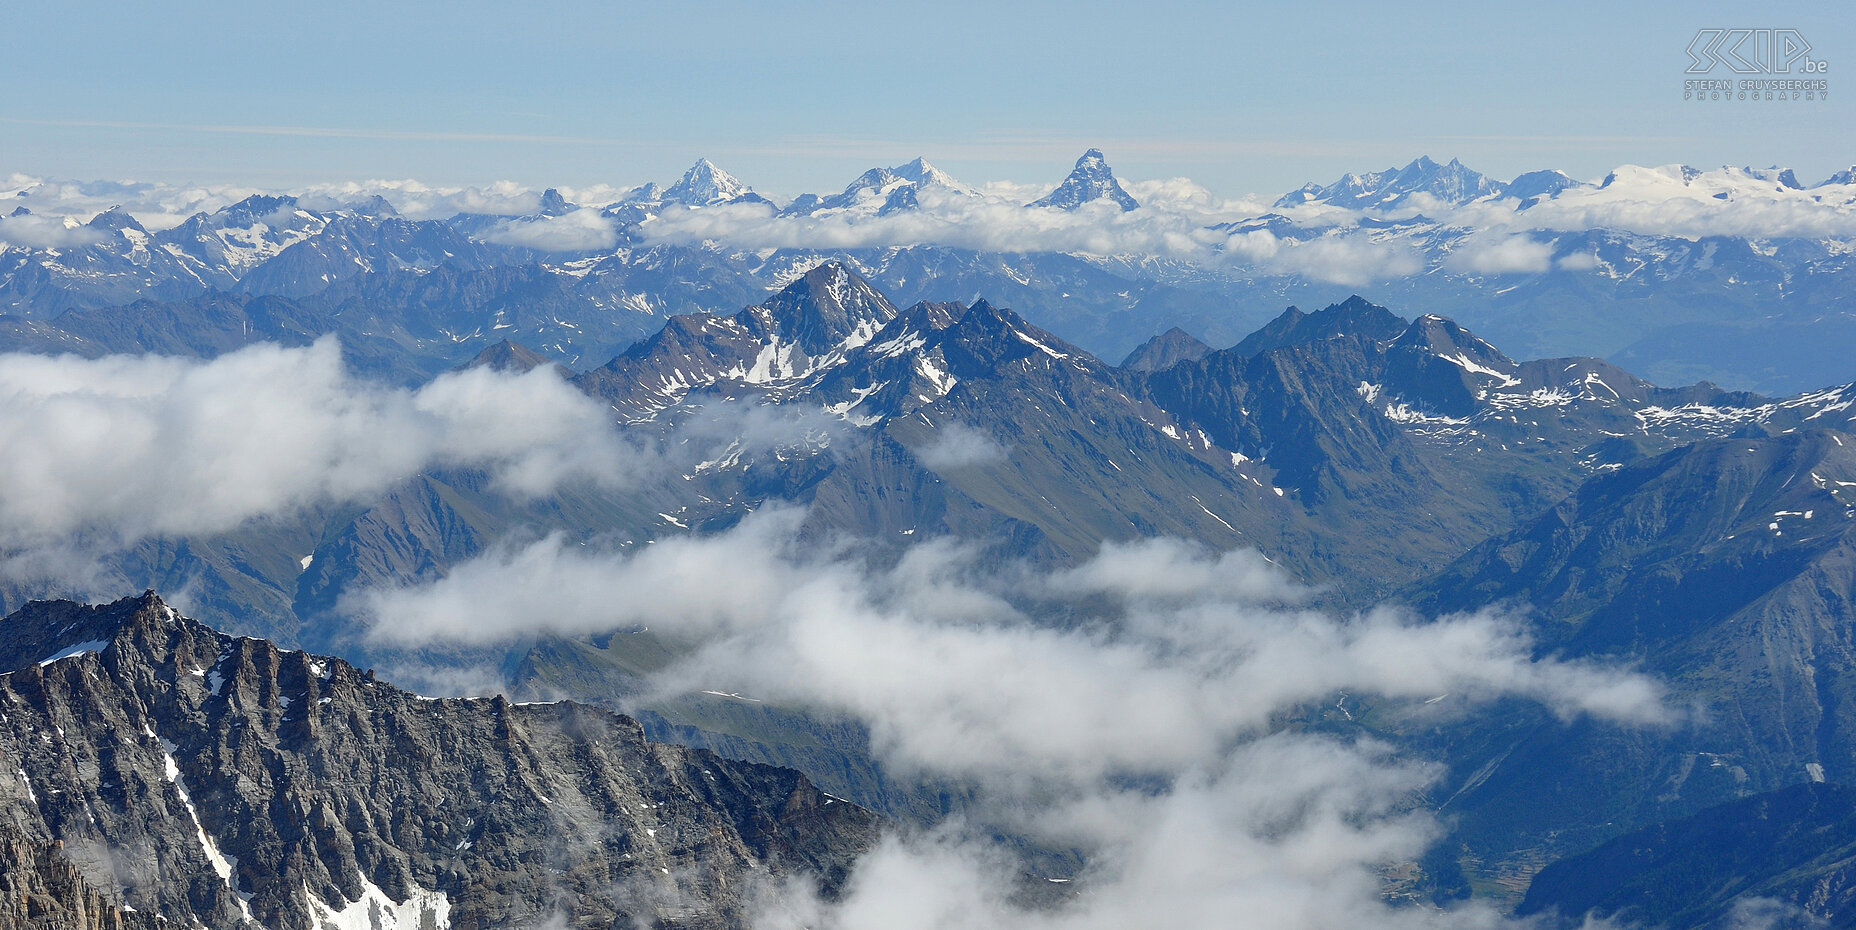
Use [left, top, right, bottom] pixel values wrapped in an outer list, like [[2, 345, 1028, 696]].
[[4, 0, 1851, 198]]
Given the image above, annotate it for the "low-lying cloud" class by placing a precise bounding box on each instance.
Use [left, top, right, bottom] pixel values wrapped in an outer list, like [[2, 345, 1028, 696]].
[[0, 212, 112, 249], [912, 421, 1008, 471], [0, 339, 639, 551], [1223, 228, 1425, 285], [481, 207, 620, 251], [352, 506, 1669, 929], [1444, 233, 1556, 275], [636, 191, 1236, 261]]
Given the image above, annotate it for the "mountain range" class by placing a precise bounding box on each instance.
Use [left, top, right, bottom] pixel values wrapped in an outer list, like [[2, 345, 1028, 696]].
[[7, 150, 1856, 393], [5, 257, 1856, 923], [6, 139, 1856, 924]]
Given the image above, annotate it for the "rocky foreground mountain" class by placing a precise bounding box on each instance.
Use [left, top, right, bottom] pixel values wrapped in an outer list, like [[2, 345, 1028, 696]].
[[0, 592, 877, 929]]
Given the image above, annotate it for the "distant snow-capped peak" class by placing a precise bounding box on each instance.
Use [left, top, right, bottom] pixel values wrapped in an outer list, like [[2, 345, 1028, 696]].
[[1029, 148, 1140, 212], [893, 157, 975, 195], [663, 158, 753, 206], [1275, 156, 1503, 210]]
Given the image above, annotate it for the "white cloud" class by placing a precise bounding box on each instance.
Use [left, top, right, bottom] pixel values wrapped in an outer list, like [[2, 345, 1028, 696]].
[[0, 213, 110, 249], [912, 422, 1008, 471], [1444, 233, 1556, 275], [297, 178, 546, 219], [351, 508, 818, 647], [1224, 228, 1425, 285], [1, 174, 262, 232], [480, 208, 620, 252], [635, 186, 1239, 260], [0, 339, 641, 551], [1047, 537, 1304, 604], [351, 506, 1669, 929], [1442, 164, 1856, 241], [14, 161, 1856, 287]]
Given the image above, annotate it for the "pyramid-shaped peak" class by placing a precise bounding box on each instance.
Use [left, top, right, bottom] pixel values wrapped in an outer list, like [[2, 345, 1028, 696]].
[[349, 194, 399, 217], [538, 188, 574, 216], [1029, 149, 1140, 211], [1121, 326, 1212, 372], [85, 206, 146, 233], [753, 261, 899, 355], [892, 157, 976, 195], [0, 590, 181, 674], [663, 158, 752, 206], [1231, 297, 1408, 357], [1394, 313, 1514, 367], [461, 338, 557, 375], [779, 261, 892, 312]]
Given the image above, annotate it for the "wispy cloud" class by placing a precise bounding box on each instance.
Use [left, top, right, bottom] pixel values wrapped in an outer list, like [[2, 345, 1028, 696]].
[[480, 207, 620, 251], [0, 338, 636, 550], [1443, 232, 1556, 274], [349, 507, 1669, 929], [0, 212, 110, 249]]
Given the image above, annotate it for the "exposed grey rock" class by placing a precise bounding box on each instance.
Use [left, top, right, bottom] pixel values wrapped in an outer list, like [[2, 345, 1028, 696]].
[[459, 338, 562, 375], [0, 592, 878, 929], [0, 823, 160, 930], [1118, 326, 1210, 372]]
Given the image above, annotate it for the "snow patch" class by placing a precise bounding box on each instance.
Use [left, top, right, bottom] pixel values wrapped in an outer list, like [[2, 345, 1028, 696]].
[[38, 640, 107, 667], [1011, 328, 1070, 359], [304, 877, 452, 930], [1438, 353, 1520, 387], [916, 355, 958, 397], [158, 736, 253, 922]]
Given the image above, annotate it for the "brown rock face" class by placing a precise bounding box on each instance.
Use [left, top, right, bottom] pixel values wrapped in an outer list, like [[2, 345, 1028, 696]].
[[0, 592, 877, 929], [0, 824, 162, 929]]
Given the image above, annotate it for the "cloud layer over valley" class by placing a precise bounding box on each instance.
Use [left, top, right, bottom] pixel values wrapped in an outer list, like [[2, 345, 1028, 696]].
[[0, 340, 838, 592], [0, 330, 1681, 927], [350, 510, 1670, 930]]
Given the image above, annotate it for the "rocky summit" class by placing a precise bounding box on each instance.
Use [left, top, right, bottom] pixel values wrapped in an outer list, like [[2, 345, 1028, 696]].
[[0, 592, 877, 929]]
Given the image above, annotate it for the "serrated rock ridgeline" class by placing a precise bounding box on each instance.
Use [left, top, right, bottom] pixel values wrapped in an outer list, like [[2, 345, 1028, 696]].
[[0, 592, 877, 930]]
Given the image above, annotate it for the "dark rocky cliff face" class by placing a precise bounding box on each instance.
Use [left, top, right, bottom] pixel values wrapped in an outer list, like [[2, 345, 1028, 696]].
[[0, 592, 877, 929], [0, 823, 162, 929]]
